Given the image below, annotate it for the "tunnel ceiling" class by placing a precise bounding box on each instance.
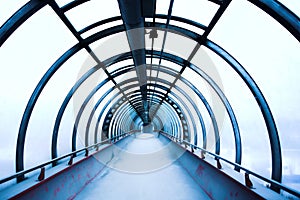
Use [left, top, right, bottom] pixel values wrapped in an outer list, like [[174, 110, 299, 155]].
[[0, 0, 299, 197]]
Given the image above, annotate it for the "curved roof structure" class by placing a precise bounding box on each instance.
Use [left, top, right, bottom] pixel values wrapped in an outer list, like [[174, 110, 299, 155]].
[[0, 0, 299, 198]]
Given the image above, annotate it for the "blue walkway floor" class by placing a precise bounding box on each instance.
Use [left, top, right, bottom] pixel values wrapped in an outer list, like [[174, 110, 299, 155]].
[[74, 133, 211, 200]]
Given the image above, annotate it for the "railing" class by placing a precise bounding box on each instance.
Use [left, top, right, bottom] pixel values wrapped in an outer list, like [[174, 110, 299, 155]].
[[0, 132, 129, 185], [1, 130, 299, 198], [159, 131, 300, 198]]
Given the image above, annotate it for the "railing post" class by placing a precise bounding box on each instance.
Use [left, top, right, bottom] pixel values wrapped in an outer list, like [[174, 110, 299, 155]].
[[37, 167, 45, 181], [68, 155, 74, 165], [216, 159, 222, 169], [245, 173, 253, 188]]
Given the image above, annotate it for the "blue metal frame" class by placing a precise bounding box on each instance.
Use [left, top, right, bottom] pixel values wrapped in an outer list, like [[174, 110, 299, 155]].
[[0, 0, 298, 191]]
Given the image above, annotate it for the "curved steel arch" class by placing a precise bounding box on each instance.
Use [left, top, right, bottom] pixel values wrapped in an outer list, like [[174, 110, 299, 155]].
[[112, 65, 221, 155], [118, 107, 138, 134], [85, 87, 116, 146], [72, 58, 227, 159], [93, 87, 182, 142], [145, 22, 284, 184], [16, 43, 82, 176], [73, 67, 206, 152], [96, 95, 179, 139], [55, 57, 221, 161], [95, 81, 203, 146], [130, 86, 202, 145], [204, 40, 282, 187], [12, 21, 270, 184], [82, 64, 206, 150], [1, 0, 298, 48], [150, 81, 206, 146], [110, 105, 135, 139], [143, 24, 282, 182], [150, 99, 183, 137], [109, 96, 182, 139], [15, 25, 124, 178], [100, 88, 189, 142], [52, 64, 102, 161], [85, 77, 208, 152], [147, 82, 218, 148], [147, 59, 241, 166], [248, 0, 300, 42], [69, 68, 139, 154], [109, 100, 142, 138], [94, 94, 122, 144], [50, 43, 240, 165], [130, 90, 198, 138], [126, 93, 192, 139], [115, 102, 165, 135]]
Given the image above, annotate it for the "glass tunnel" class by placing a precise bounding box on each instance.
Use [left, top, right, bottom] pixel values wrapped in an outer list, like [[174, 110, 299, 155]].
[[0, 0, 299, 199]]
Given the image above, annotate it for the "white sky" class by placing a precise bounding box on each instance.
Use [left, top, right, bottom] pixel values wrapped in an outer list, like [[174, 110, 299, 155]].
[[0, 0, 299, 191]]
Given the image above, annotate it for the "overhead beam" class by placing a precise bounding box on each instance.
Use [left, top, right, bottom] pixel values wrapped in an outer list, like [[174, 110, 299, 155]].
[[117, 0, 150, 124]]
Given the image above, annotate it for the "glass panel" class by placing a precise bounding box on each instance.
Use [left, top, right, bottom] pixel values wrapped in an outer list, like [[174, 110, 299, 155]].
[[157, 71, 176, 84], [194, 46, 270, 173], [0, 6, 77, 174], [81, 20, 123, 39], [209, 0, 300, 187], [170, 20, 205, 36], [55, 0, 72, 7], [92, 90, 116, 137], [179, 70, 221, 152], [160, 60, 181, 72], [117, 70, 138, 85], [90, 32, 130, 62], [165, 32, 197, 60], [114, 73, 129, 86], [124, 87, 139, 96], [120, 81, 139, 90], [30, 49, 94, 158], [65, 0, 120, 31], [74, 67, 114, 148], [156, 0, 172, 15], [153, 87, 165, 95], [170, 89, 201, 145], [0, 0, 29, 26], [172, 0, 219, 26]]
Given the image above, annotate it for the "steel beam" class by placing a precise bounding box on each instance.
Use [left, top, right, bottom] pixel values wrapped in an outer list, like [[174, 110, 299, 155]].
[[117, 0, 149, 123]]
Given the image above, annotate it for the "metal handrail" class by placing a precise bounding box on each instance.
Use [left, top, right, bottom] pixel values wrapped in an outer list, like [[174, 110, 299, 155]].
[[159, 131, 300, 198], [0, 133, 129, 185], [2, 130, 299, 198]]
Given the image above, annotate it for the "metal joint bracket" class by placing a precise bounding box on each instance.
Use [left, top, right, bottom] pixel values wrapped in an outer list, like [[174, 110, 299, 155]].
[[37, 167, 45, 181]]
